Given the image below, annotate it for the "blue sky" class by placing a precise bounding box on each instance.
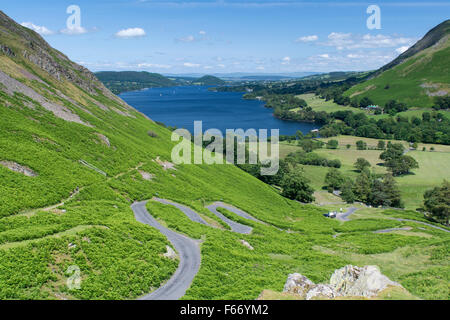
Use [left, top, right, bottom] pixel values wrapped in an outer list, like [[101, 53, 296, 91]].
[[3, 1, 449, 74]]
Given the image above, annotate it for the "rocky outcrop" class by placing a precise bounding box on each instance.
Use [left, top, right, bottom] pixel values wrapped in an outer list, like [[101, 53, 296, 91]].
[[283, 265, 404, 300], [163, 245, 178, 260], [0, 70, 90, 126], [239, 240, 254, 250], [330, 265, 401, 298], [283, 273, 315, 296], [0, 161, 37, 177], [94, 133, 111, 147], [138, 170, 154, 181], [0, 44, 15, 57]]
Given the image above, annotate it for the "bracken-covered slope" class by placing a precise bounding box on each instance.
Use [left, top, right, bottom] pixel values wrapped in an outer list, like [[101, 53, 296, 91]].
[[345, 20, 450, 107], [0, 11, 449, 300]]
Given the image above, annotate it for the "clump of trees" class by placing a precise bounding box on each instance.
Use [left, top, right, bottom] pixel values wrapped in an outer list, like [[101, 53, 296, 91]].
[[384, 100, 408, 115], [330, 169, 403, 208], [423, 180, 449, 225], [354, 158, 371, 172], [285, 150, 341, 168], [326, 139, 339, 149], [280, 169, 315, 203], [433, 96, 450, 110], [356, 140, 367, 150], [324, 168, 346, 192], [380, 143, 419, 176]]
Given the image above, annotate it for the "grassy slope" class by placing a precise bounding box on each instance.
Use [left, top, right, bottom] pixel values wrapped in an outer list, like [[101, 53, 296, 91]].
[[0, 14, 448, 300], [345, 39, 450, 108]]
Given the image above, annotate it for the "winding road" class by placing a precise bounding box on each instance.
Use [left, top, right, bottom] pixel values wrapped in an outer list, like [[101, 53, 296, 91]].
[[206, 203, 254, 234], [131, 198, 262, 299], [336, 207, 358, 222], [132, 201, 201, 300], [132, 197, 449, 300], [392, 218, 450, 233]]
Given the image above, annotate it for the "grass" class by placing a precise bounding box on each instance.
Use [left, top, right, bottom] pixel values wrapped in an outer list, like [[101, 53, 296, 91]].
[[395, 151, 450, 209], [294, 93, 364, 114], [282, 135, 450, 210], [345, 40, 450, 108], [0, 23, 449, 300]]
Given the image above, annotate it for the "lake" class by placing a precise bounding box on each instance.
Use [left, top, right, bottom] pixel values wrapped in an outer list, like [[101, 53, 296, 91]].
[[119, 86, 320, 136]]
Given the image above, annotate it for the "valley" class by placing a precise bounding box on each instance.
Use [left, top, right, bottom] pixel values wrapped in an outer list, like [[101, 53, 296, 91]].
[[0, 7, 448, 304]]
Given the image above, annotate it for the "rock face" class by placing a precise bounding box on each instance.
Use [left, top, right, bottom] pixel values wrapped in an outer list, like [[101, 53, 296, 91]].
[[283, 273, 315, 296], [0, 160, 37, 177], [283, 265, 403, 300], [306, 284, 336, 300], [330, 265, 401, 298]]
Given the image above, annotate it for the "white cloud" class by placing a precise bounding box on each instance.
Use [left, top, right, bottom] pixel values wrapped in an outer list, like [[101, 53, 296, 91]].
[[199, 30, 206, 35], [217, 64, 226, 68], [60, 26, 89, 35], [204, 66, 213, 69], [137, 63, 172, 69], [395, 46, 410, 54], [281, 56, 291, 65], [21, 22, 54, 35], [184, 62, 201, 67], [114, 28, 146, 38], [177, 35, 196, 42], [324, 32, 416, 50], [318, 54, 330, 59], [296, 35, 318, 42], [256, 66, 265, 70]]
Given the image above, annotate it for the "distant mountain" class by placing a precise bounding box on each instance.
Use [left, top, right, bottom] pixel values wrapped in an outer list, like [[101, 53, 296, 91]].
[[164, 72, 318, 81], [345, 20, 450, 107], [194, 75, 226, 85], [95, 71, 176, 94]]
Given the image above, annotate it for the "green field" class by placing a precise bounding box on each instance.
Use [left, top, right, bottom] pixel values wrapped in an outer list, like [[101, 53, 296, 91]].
[[280, 136, 450, 210], [294, 93, 365, 113], [0, 12, 449, 301]]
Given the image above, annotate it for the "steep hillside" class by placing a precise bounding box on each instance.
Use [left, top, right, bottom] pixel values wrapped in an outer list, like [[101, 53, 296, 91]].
[[0, 11, 449, 300], [95, 71, 176, 94], [345, 20, 450, 107]]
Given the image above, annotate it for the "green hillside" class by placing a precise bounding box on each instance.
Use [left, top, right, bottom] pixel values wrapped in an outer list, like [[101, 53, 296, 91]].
[[194, 75, 226, 85], [0, 11, 449, 300], [345, 20, 450, 108], [95, 71, 176, 94]]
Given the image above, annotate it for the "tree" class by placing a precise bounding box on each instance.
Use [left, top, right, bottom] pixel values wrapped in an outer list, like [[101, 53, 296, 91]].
[[370, 174, 403, 208], [346, 144, 351, 149], [324, 168, 345, 192], [380, 143, 404, 161], [280, 169, 315, 203], [359, 97, 374, 108], [423, 180, 449, 225], [377, 140, 386, 150], [356, 140, 367, 150], [354, 158, 371, 172], [340, 179, 356, 203], [385, 155, 419, 176], [353, 171, 372, 203], [296, 130, 304, 141], [326, 139, 339, 149]]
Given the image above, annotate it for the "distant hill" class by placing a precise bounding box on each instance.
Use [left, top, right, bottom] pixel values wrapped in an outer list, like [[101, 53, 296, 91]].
[[194, 75, 226, 85], [299, 71, 371, 82], [95, 71, 176, 94], [345, 20, 450, 107]]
